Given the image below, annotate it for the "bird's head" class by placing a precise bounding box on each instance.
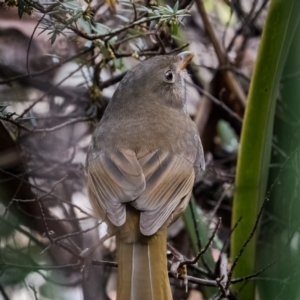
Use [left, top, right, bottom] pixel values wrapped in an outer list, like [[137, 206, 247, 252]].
[[113, 51, 194, 110]]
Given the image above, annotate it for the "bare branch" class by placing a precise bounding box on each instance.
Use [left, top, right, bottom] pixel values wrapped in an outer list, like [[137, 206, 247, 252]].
[[179, 218, 221, 268]]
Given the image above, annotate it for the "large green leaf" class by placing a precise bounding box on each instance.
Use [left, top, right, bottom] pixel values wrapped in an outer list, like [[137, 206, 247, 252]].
[[230, 0, 300, 299], [257, 13, 300, 300]]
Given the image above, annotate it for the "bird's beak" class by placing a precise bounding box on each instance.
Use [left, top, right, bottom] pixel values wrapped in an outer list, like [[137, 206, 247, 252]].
[[177, 51, 194, 71]]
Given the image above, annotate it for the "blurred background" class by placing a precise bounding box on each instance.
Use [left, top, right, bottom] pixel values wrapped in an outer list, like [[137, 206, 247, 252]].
[[1, 0, 300, 299]]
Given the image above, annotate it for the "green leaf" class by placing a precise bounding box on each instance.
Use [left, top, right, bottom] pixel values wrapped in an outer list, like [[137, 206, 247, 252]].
[[173, 1, 179, 13], [0, 103, 10, 114], [257, 9, 300, 300], [121, 2, 135, 6], [91, 23, 111, 34], [171, 22, 178, 35], [183, 197, 215, 267], [165, 5, 174, 13], [177, 9, 186, 14], [182, 196, 217, 298], [170, 34, 181, 41], [217, 120, 238, 153], [0, 244, 33, 285], [46, 10, 62, 15], [149, 20, 157, 30], [39, 282, 64, 300], [30, 117, 38, 127], [38, 28, 47, 36], [86, 104, 96, 116], [50, 32, 57, 44], [18, 0, 25, 19], [136, 6, 151, 13], [60, 1, 80, 9], [231, 0, 300, 299], [115, 14, 130, 22], [100, 46, 111, 59]]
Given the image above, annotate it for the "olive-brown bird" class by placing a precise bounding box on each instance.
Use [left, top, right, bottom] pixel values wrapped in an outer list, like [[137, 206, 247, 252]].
[[86, 52, 205, 300]]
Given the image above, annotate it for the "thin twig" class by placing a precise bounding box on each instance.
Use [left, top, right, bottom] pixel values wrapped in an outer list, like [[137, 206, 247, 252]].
[[196, 64, 251, 82], [0, 285, 9, 300], [67, 15, 162, 41], [54, 221, 103, 242], [193, 0, 246, 106], [226, 197, 268, 288], [18, 63, 89, 119], [169, 272, 218, 287], [0, 48, 91, 85], [29, 286, 38, 300], [227, 0, 260, 52], [168, 243, 211, 277], [36, 197, 54, 242], [188, 82, 243, 123], [0, 168, 94, 218], [209, 185, 231, 220], [231, 259, 277, 284], [3, 176, 24, 217], [218, 254, 229, 296], [100, 72, 127, 89], [27, 14, 46, 76], [0, 218, 44, 247], [179, 218, 221, 267]]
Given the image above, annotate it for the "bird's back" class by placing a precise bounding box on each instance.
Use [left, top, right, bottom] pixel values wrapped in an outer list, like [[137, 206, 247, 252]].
[[86, 52, 205, 300], [91, 101, 198, 156]]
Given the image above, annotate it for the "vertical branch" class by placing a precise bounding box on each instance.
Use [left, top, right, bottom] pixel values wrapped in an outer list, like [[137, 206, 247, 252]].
[[194, 0, 246, 106]]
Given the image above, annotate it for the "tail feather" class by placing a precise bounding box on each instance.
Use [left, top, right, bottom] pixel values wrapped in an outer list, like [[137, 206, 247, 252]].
[[116, 229, 172, 300]]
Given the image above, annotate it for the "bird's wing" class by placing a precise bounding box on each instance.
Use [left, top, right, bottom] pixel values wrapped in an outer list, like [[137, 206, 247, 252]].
[[87, 146, 200, 234], [132, 150, 195, 236], [194, 133, 206, 180], [86, 149, 146, 226]]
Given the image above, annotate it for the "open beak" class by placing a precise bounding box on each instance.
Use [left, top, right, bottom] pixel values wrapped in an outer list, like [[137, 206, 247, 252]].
[[177, 51, 194, 71]]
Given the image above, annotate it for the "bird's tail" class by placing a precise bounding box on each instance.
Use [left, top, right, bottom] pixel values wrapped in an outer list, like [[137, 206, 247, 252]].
[[116, 228, 172, 300]]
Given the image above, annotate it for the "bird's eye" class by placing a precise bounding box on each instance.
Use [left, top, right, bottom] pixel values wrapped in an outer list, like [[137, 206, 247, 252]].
[[164, 70, 174, 83]]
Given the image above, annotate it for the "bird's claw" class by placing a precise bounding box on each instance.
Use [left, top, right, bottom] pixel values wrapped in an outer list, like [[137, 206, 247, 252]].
[[177, 264, 188, 292], [168, 245, 189, 292]]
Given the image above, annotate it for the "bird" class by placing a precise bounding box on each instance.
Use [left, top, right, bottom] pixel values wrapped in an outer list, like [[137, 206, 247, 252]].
[[86, 51, 205, 300]]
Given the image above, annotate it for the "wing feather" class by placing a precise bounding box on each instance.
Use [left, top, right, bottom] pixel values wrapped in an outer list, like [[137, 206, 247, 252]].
[[87, 147, 198, 234], [87, 151, 146, 226], [132, 150, 195, 236]]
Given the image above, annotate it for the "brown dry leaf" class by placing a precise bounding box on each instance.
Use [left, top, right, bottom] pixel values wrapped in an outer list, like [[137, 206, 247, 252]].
[[105, 0, 117, 13]]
